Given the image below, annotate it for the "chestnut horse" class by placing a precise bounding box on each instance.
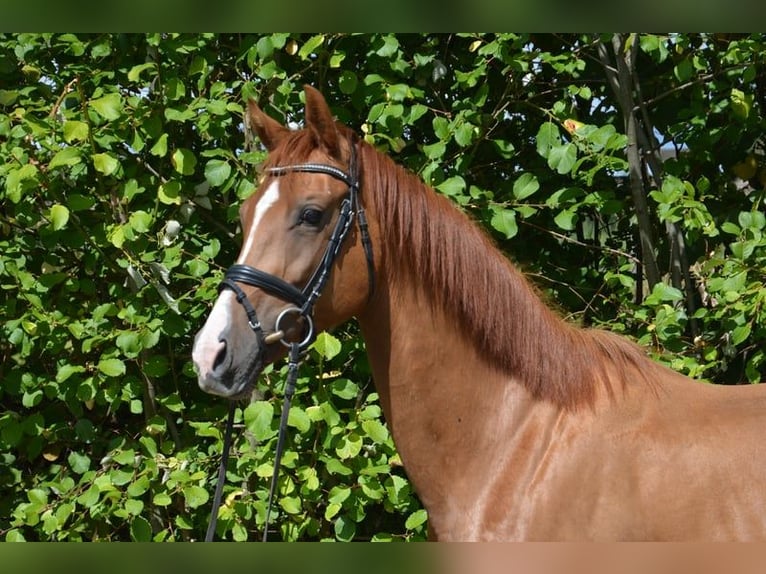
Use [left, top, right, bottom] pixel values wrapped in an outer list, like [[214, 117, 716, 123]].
[[192, 86, 766, 541]]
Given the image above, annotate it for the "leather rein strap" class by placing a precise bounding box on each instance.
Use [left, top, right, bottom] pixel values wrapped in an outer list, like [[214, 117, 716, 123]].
[[205, 140, 374, 542]]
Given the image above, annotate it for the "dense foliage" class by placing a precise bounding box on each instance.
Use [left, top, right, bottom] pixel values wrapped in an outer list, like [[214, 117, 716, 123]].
[[1, 33, 765, 541]]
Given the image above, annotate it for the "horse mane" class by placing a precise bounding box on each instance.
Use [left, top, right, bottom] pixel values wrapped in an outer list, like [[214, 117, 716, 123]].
[[265, 123, 659, 410], [355, 136, 662, 410]]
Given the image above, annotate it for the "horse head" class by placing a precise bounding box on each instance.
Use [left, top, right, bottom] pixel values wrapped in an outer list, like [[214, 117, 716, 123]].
[[192, 86, 376, 399]]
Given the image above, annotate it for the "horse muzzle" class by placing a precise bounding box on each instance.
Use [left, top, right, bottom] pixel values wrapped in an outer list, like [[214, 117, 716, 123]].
[[193, 327, 266, 400]]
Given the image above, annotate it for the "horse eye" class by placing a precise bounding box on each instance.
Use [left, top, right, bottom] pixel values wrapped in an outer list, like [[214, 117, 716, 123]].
[[299, 207, 323, 226]]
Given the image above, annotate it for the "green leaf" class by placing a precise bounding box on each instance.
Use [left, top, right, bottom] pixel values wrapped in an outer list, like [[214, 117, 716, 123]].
[[158, 181, 182, 205], [339, 71, 358, 94], [159, 393, 185, 413], [553, 208, 577, 231], [130, 516, 152, 542], [436, 175, 466, 198], [98, 357, 126, 377], [139, 436, 158, 457], [298, 34, 325, 60], [330, 378, 359, 400], [721, 270, 747, 293], [454, 122, 474, 147], [335, 432, 362, 460], [312, 331, 342, 360], [116, 331, 142, 357], [422, 141, 446, 160], [548, 142, 577, 174], [69, 193, 96, 211], [22, 389, 43, 408], [186, 259, 209, 277], [92, 153, 120, 175], [513, 173, 540, 200], [386, 83, 410, 102], [288, 406, 311, 433], [166, 78, 186, 101], [730, 88, 753, 120], [153, 492, 172, 506], [127, 62, 156, 82], [113, 449, 136, 466], [732, 323, 752, 346], [5, 530, 25, 542], [244, 401, 276, 441], [77, 485, 100, 508], [108, 224, 125, 248], [376, 34, 400, 57], [328, 485, 352, 505], [67, 451, 91, 474], [0, 89, 19, 105], [49, 204, 70, 230], [648, 282, 684, 304], [123, 179, 144, 202], [63, 120, 89, 143], [5, 164, 39, 203], [49, 147, 82, 169], [536, 123, 560, 158], [325, 502, 342, 521], [172, 148, 197, 175], [201, 238, 221, 259], [334, 515, 356, 542], [90, 93, 123, 121], [330, 454, 361, 477], [182, 485, 209, 509], [204, 159, 231, 187], [56, 363, 85, 383], [55, 503, 74, 527], [432, 116, 450, 140], [150, 134, 168, 157], [405, 508, 428, 530], [738, 211, 766, 231], [125, 499, 144, 516], [490, 207, 518, 239], [362, 419, 389, 444], [128, 210, 153, 234], [28, 488, 48, 506], [280, 496, 302, 515], [164, 106, 195, 123]]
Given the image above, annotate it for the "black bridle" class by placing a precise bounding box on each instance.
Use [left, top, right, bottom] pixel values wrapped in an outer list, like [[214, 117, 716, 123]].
[[205, 141, 374, 542], [220, 142, 374, 347]]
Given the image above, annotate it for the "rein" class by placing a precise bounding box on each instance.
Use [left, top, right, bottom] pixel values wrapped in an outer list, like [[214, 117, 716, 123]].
[[204, 141, 374, 542]]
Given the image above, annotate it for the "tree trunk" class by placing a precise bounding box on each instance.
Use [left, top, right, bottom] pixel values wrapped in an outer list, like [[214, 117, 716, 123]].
[[598, 34, 661, 295]]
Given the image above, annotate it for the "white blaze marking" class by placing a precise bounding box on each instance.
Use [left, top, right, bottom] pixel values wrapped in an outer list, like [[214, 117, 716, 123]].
[[237, 180, 281, 264], [192, 181, 281, 379]]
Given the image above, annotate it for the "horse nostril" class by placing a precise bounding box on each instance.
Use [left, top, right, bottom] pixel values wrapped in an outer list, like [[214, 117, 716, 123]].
[[212, 340, 227, 373]]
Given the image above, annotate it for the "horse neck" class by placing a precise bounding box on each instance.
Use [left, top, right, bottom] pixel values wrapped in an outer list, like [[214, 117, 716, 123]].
[[357, 272, 570, 539]]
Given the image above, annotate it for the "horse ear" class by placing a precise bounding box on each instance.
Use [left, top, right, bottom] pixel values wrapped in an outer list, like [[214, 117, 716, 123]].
[[303, 85, 341, 159], [247, 99, 289, 151]]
